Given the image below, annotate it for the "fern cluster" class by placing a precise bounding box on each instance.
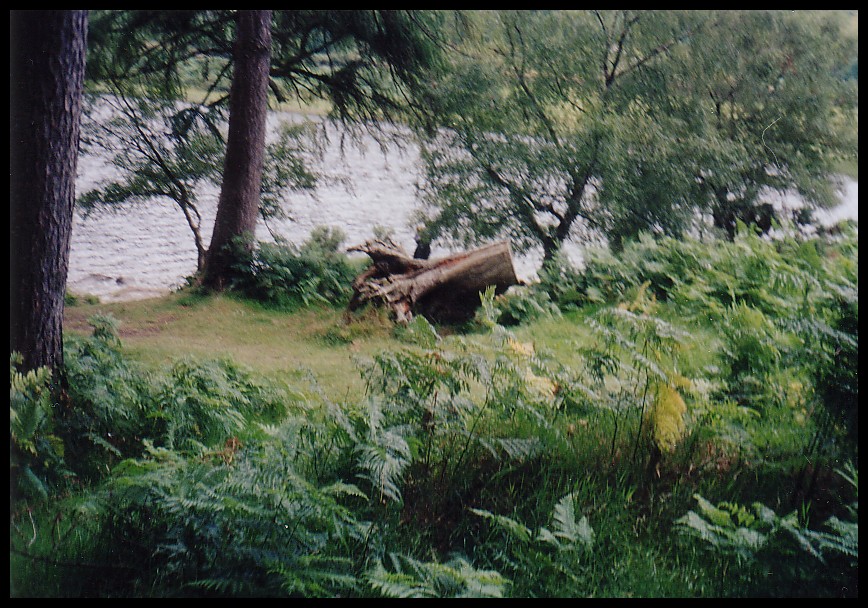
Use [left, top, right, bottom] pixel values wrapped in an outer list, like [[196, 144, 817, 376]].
[[367, 553, 509, 598], [149, 356, 288, 452], [572, 289, 696, 469], [568, 227, 858, 452], [104, 429, 370, 596], [10, 354, 69, 501], [355, 312, 565, 507], [676, 461, 858, 593], [484, 284, 562, 327]]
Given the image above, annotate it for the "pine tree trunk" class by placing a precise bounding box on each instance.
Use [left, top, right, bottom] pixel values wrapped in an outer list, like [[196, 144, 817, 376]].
[[10, 10, 88, 377], [202, 10, 273, 290], [348, 240, 520, 324]]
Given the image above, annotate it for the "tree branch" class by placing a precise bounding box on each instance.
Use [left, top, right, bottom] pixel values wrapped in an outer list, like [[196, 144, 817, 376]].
[[606, 11, 641, 88], [506, 23, 560, 145]]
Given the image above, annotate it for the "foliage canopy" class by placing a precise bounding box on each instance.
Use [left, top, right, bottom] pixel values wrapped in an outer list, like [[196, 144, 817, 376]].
[[412, 10, 857, 258]]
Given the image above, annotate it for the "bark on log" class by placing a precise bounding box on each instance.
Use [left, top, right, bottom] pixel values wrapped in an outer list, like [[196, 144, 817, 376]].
[[347, 239, 519, 324]]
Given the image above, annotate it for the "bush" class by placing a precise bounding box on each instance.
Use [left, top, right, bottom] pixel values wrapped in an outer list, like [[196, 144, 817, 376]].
[[482, 284, 561, 327], [12, 228, 859, 598], [565, 229, 858, 443], [675, 462, 858, 596], [468, 283, 560, 334], [536, 252, 590, 309], [228, 227, 357, 309], [102, 425, 369, 596]]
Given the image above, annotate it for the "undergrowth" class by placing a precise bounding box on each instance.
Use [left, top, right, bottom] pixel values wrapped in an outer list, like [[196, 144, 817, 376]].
[[10, 227, 858, 597], [226, 226, 359, 310]]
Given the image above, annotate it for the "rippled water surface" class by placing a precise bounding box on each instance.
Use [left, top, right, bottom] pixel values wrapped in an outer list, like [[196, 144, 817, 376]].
[[69, 109, 858, 303]]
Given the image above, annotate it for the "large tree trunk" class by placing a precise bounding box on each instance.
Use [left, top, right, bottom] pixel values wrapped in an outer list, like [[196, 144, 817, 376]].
[[201, 10, 273, 290], [10, 10, 88, 378], [348, 240, 519, 324]]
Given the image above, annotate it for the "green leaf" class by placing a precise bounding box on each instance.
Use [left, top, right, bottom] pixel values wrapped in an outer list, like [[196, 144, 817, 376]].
[[470, 507, 533, 543]]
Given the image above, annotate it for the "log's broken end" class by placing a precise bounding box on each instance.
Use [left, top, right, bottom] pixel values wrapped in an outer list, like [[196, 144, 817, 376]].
[[347, 239, 519, 324]]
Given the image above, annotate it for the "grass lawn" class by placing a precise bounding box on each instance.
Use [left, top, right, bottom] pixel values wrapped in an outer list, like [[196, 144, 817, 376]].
[[62, 287, 732, 408], [64, 291, 402, 402]]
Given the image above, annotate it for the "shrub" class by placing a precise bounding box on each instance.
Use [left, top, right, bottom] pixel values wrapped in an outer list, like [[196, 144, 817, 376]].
[[536, 252, 590, 309], [228, 228, 357, 309], [489, 284, 561, 327], [13, 323, 329, 596], [102, 424, 370, 596]]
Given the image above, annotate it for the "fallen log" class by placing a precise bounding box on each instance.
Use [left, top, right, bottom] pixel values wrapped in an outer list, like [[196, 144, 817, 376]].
[[347, 239, 520, 324]]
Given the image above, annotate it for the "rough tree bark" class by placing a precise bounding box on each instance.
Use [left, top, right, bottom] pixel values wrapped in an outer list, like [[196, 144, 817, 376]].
[[201, 9, 273, 290], [348, 240, 520, 324], [10, 10, 88, 377]]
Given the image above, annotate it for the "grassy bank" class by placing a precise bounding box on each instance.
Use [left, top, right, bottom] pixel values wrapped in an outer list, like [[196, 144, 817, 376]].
[[63, 292, 394, 402]]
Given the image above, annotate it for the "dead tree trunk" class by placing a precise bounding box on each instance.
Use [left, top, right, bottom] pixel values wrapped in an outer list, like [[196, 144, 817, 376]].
[[348, 240, 519, 324]]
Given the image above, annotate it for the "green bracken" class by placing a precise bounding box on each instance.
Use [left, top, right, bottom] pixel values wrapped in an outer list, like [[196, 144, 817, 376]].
[[11, 226, 858, 597]]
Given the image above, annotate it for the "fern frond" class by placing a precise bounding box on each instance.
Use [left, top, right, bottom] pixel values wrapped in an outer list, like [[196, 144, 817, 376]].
[[367, 560, 437, 598], [84, 432, 123, 457], [494, 437, 543, 461], [805, 517, 858, 559], [649, 382, 687, 452], [269, 554, 359, 596], [355, 425, 411, 504], [367, 553, 508, 598], [320, 480, 369, 501], [675, 507, 766, 562], [538, 492, 594, 550], [470, 508, 533, 543]]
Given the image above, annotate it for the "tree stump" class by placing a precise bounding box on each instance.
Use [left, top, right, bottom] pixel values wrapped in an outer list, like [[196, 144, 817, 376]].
[[347, 239, 520, 324]]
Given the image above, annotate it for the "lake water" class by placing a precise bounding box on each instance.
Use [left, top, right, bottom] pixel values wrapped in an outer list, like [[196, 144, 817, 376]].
[[68, 110, 859, 303]]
